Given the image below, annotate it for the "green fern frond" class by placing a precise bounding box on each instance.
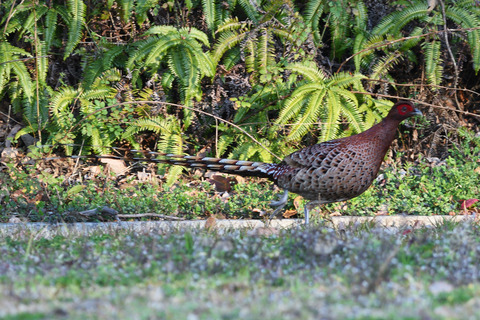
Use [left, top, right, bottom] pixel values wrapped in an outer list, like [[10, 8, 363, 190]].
[[142, 25, 178, 36], [336, 92, 363, 134], [271, 28, 298, 44], [328, 72, 365, 88], [370, 52, 403, 80], [372, 2, 429, 36], [50, 86, 80, 121], [215, 18, 247, 33], [161, 72, 175, 90], [276, 83, 324, 125], [287, 61, 326, 82], [36, 40, 48, 85], [286, 90, 326, 141], [446, 5, 480, 72], [144, 36, 182, 67], [237, 0, 260, 23], [212, 30, 246, 63], [0, 41, 32, 94], [256, 29, 275, 77], [243, 38, 256, 73], [123, 115, 185, 185], [126, 37, 159, 71], [119, 0, 134, 23], [179, 27, 211, 47], [168, 49, 196, 87], [277, 61, 365, 142], [216, 134, 235, 158], [353, 33, 367, 71], [320, 91, 342, 141], [202, 0, 216, 31], [303, 0, 324, 45], [20, 5, 48, 39], [81, 87, 116, 102], [122, 115, 180, 138], [128, 25, 213, 106], [353, 1, 368, 32], [423, 40, 443, 86], [64, 0, 86, 58], [10, 61, 33, 101]]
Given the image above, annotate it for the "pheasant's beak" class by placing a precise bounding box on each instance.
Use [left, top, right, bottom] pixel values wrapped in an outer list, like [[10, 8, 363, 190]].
[[412, 108, 423, 116]]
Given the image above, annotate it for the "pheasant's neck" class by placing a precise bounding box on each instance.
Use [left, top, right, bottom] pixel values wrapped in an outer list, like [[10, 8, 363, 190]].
[[361, 117, 401, 157]]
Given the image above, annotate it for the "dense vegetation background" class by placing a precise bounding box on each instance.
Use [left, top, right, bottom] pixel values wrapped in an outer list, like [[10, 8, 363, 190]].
[[1, 0, 479, 159]]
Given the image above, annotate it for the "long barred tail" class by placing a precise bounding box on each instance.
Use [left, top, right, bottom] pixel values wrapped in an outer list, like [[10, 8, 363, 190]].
[[67, 152, 278, 179], [39, 144, 281, 179]]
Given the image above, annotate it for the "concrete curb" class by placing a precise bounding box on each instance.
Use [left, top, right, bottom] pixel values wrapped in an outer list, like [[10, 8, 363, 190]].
[[0, 215, 474, 237]]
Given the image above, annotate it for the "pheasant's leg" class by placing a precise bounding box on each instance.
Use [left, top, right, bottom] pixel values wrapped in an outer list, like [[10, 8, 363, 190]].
[[304, 205, 310, 225], [269, 189, 289, 219], [305, 201, 324, 225]]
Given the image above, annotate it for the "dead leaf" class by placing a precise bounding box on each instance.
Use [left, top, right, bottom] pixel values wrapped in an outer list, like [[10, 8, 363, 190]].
[[293, 196, 303, 210], [99, 157, 128, 175], [1, 147, 20, 160], [375, 204, 389, 216], [208, 175, 232, 192], [252, 208, 266, 217], [427, 0, 437, 12], [282, 209, 297, 218], [235, 176, 246, 184]]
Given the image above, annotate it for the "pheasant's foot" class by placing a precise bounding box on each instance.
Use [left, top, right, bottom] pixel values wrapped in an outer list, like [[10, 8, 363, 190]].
[[270, 189, 288, 207]]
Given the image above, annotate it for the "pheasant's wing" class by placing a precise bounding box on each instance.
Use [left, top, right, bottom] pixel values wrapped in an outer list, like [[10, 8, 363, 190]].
[[282, 140, 347, 169]]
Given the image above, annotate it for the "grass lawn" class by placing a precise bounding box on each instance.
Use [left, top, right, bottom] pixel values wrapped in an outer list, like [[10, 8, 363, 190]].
[[1, 221, 480, 319]]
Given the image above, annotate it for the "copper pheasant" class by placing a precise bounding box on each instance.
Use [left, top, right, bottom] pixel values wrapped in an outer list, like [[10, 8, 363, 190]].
[[77, 101, 422, 224]]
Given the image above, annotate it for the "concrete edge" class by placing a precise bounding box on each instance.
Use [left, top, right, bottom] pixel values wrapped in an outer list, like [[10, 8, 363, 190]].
[[0, 215, 475, 237]]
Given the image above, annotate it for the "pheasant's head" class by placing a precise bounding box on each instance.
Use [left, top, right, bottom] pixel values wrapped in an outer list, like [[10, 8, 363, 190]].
[[387, 101, 423, 121]]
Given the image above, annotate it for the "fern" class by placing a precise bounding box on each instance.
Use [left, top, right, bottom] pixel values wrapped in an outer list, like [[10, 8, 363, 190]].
[[36, 40, 48, 85], [47, 69, 119, 150], [423, 40, 443, 86], [0, 41, 36, 125], [119, 0, 134, 23], [44, 8, 58, 49], [372, 3, 429, 36], [127, 26, 214, 117], [63, 0, 86, 59], [360, 0, 480, 85], [0, 41, 32, 94], [303, 0, 325, 45], [237, 0, 260, 23], [123, 115, 184, 185], [202, 0, 216, 32], [276, 62, 366, 142], [446, 5, 480, 72], [82, 44, 126, 89], [256, 29, 276, 79], [370, 52, 403, 81]]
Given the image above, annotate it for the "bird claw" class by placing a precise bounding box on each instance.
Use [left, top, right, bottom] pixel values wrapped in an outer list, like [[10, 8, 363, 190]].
[[270, 189, 288, 207], [267, 189, 289, 220]]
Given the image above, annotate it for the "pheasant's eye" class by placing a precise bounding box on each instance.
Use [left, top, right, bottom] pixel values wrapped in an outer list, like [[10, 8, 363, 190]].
[[398, 105, 410, 114]]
